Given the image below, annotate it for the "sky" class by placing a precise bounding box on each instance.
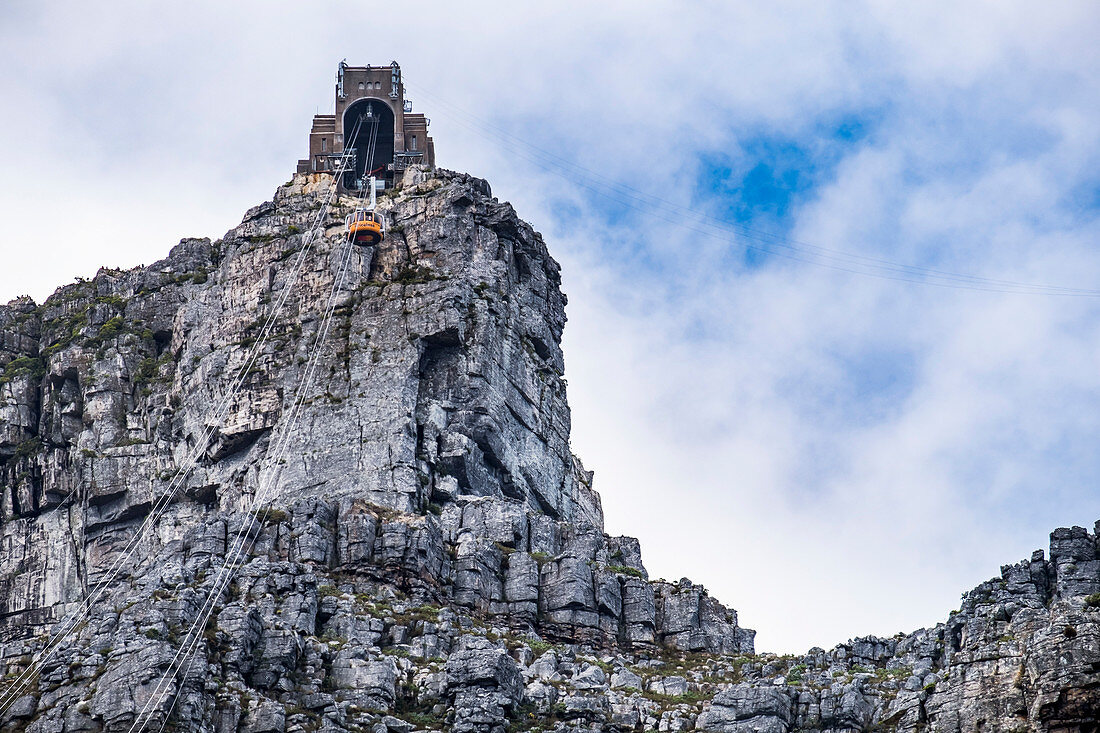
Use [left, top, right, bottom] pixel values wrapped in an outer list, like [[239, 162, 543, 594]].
[[2, 1, 1099, 653]]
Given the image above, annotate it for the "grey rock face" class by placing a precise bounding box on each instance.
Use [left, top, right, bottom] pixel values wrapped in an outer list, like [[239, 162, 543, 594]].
[[446, 636, 523, 733], [697, 684, 792, 732], [0, 168, 1095, 732]]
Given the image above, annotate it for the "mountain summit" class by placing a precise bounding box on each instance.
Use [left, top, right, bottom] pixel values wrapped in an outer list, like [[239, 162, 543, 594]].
[[0, 168, 1097, 732]]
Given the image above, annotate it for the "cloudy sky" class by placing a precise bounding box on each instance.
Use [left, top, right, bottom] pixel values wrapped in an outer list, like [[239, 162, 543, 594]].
[[2, 1, 1099, 653]]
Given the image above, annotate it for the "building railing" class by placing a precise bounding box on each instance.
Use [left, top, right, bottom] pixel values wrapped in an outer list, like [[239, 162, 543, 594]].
[[309, 150, 421, 175], [313, 151, 358, 173], [393, 151, 425, 171]]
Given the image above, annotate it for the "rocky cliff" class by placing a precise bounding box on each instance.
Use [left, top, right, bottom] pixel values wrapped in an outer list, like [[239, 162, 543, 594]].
[[0, 168, 1096, 732]]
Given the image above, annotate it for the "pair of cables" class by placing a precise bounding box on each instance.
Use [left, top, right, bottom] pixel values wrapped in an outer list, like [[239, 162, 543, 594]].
[[0, 115, 367, 718], [129, 114, 383, 732], [130, 225, 360, 733]]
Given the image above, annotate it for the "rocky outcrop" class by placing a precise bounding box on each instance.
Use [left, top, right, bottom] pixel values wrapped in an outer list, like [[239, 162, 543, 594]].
[[0, 168, 750, 732], [0, 167, 1095, 732], [686, 524, 1100, 732]]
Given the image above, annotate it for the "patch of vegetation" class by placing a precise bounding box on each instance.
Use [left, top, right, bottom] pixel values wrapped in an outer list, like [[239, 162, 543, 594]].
[[14, 437, 43, 459], [358, 501, 402, 522], [873, 665, 913, 681], [0, 356, 46, 385], [40, 307, 90, 356], [605, 564, 644, 578], [133, 353, 175, 387], [392, 605, 442, 626], [1084, 593, 1100, 608], [97, 316, 126, 340], [134, 357, 158, 387], [356, 595, 391, 614], [396, 710, 443, 729], [393, 264, 442, 285], [95, 294, 127, 309], [252, 507, 288, 526], [276, 246, 301, 263]]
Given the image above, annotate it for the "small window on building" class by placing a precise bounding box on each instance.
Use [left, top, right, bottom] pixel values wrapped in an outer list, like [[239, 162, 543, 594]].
[[410, 135, 417, 151], [358, 82, 365, 91], [375, 81, 381, 89], [321, 138, 327, 152]]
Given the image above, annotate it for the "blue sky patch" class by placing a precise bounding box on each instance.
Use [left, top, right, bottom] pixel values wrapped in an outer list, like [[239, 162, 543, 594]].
[[691, 113, 877, 270]]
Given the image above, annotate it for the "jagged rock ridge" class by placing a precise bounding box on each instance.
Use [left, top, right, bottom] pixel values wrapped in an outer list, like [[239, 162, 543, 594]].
[[0, 168, 1096, 732]]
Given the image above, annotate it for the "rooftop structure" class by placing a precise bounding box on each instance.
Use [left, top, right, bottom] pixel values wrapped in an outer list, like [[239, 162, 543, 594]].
[[296, 61, 435, 190]]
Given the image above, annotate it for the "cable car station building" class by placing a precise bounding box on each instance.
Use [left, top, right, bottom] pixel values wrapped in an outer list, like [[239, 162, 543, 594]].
[[296, 61, 435, 191]]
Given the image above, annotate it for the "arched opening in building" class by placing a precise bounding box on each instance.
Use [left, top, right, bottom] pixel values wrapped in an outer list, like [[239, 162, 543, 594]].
[[342, 98, 395, 190]]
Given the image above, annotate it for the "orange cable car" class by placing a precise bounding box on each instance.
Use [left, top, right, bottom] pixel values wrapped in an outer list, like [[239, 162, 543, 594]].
[[345, 208, 385, 245]]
